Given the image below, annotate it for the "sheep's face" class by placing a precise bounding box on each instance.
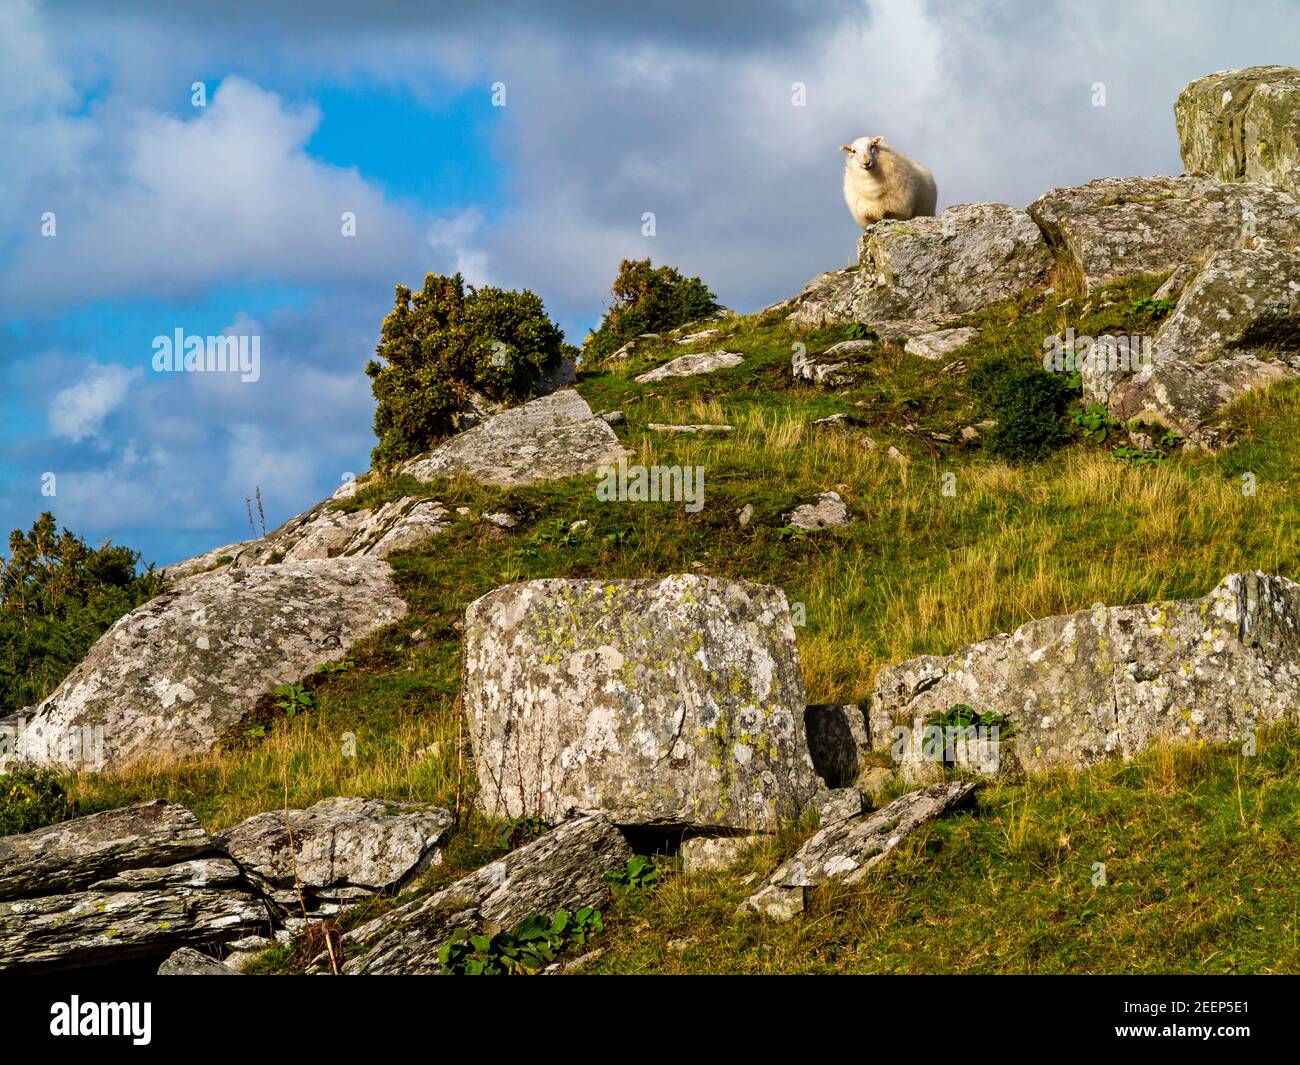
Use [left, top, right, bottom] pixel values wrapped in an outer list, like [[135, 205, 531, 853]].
[[841, 136, 885, 172]]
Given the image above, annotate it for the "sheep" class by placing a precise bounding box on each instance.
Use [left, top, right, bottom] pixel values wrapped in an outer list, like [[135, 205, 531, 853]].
[[840, 135, 937, 229]]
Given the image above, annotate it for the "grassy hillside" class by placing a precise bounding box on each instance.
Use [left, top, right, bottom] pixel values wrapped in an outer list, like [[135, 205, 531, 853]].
[[62, 272, 1300, 973]]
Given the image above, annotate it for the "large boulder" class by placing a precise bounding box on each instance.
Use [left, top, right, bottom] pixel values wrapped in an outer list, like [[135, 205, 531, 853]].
[[869, 572, 1300, 781], [739, 782, 975, 921], [0, 802, 267, 972], [788, 204, 1051, 328], [402, 390, 628, 487], [14, 559, 407, 772], [317, 815, 632, 975], [1027, 175, 1300, 292], [157, 947, 241, 975], [1176, 66, 1300, 202], [1104, 247, 1300, 444], [220, 796, 453, 911], [464, 574, 821, 831], [634, 351, 744, 383]]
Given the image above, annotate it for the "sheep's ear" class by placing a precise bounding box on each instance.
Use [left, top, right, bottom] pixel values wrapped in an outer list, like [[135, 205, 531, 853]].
[[839, 144, 853, 153], [868, 136, 883, 149]]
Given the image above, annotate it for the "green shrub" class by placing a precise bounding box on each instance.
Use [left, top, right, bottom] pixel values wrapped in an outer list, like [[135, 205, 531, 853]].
[[583, 258, 719, 362], [969, 355, 1070, 461], [438, 907, 604, 975], [0, 513, 162, 714], [0, 768, 74, 836], [366, 272, 575, 468]]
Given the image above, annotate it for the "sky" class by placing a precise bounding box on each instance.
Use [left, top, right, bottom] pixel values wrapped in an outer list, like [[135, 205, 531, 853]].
[[1, 0, 1296, 568]]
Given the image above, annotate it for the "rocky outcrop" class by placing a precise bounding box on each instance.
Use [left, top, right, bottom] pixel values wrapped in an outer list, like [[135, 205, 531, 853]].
[[1027, 175, 1300, 292], [789, 204, 1050, 328], [1101, 247, 1300, 444], [0, 802, 267, 972], [792, 343, 859, 387], [783, 492, 852, 532], [15, 559, 406, 772], [402, 390, 627, 487], [905, 326, 979, 361], [463, 574, 821, 831], [220, 797, 453, 912], [870, 573, 1300, 781], [634, 351, 744, 383], [319, 816, 631, 975], [679, 835, 756, 874], [739, 782, 975, 921], [1176, 66, 1300, 202]]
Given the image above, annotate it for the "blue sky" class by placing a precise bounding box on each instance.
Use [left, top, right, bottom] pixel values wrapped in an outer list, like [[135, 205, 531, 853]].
[[1, 0, 1296, 567]]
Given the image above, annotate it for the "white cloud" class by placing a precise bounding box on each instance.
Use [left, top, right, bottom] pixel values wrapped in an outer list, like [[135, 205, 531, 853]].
[[48, 362, 140, 443]]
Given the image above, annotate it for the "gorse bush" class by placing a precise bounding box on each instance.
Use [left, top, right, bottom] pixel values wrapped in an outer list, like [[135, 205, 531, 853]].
[[584, 258, 720, 361], [366, 272, 575, 469], [969, 354, 1070, 461], [0, 513, 162, 713], [0, 768, 75, 836]]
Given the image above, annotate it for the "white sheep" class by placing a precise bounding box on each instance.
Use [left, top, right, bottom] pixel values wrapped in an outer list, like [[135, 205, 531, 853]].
[[840, 135, 937, 229]]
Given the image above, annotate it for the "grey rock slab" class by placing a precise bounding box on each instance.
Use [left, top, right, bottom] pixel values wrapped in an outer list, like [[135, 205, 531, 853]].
[[634, 351, 744, 383], [870, 572, 1300, 780], [157, 947, 242, 975], [905, 326, 980, 361], [0, 801, 212, 900], [739, 782, 975, 921], [221, 796, 453, 905], [464, 574, 821, 830], [15, 559, 406, 772], [324, 815, 632, 975], [1027, 175, 1300, 292], [402, 390, 628, 487], [679, 835, 758, 874], [784, 491, 852, 531]]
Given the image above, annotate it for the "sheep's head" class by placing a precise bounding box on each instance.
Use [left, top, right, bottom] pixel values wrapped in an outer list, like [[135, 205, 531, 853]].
[[841, 136, 886, 171]]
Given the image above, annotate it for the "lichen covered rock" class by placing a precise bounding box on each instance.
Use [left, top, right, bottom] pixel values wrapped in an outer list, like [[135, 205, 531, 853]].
[[634, 351, 744, 383], [15, 559, 407, 772], [464, 574, 821, 830], [869, 573, 1300, 780], [1176, 66, 1300, 202]]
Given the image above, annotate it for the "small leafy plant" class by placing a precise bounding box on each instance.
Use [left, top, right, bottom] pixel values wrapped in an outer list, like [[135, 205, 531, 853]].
[[273, 683, 314, 717], [1071, 403, 1123, 443], [438, 907, 604, 975], [606, 855, 660, 897], [0, 768, 75, 836]]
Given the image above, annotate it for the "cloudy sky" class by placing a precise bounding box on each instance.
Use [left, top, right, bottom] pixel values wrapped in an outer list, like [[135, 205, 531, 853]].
[[1, 0, 1295, 567]]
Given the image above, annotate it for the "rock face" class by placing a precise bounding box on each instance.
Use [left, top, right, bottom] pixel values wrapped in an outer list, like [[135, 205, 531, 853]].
[[739, 782, 975, 921], [323, 816, 631, 975], [15, 559, 407, 772], [0, 802, 267, 972], [1027, 175, 1300, 292], [1103, 248, 1300, 443], [402, 390, 627, 488], [1176, 66, 1300, 202], [463, 574, 821, 831], [634, 351, 744, 383], [679, 835, 756, 874], [783, 492, 852, 531], [803, 704, 870, 787], [869, 573, 1300, 780], [792, 344, 858, 387], [221, 797, 453, 911]]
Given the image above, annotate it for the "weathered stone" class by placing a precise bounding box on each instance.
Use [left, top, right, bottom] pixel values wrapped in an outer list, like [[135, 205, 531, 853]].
[[15, 559, 406, 772], [813, 787, 870, 827], [0, 882, 266, 972], [869, 573, 1300, 780], [674, 328, 723, 346], [598, 410, 625, 425], [783, 492, 852, 531], [1079, 334, 1154, 408], [1175, 66, 1300, 202], [792, 346, 855, 387], [905, 326, 980, 361], [1153, 262, 1198, 302], [221, 797, 453, 909], [403, 390, 628, 487], [0, 801, 212, 900], [1027, 175, 1300, 292], [738, 782, 975, 921], [809, 413, 863, 430], [804, 703, 870, 787], [157, 947, 242, 975], [634, 351, 744, 383], [646, 423, 734, 434], [464, 574, 820, 830], [322, 816, 632, 975], [679, 835, 757, 874], [785, 269, 862, 331], [90, 858, 243, 892]]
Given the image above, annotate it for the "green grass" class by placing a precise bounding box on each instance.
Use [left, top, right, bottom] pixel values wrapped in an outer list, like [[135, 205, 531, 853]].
[[58, 270, 1300, 973]]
